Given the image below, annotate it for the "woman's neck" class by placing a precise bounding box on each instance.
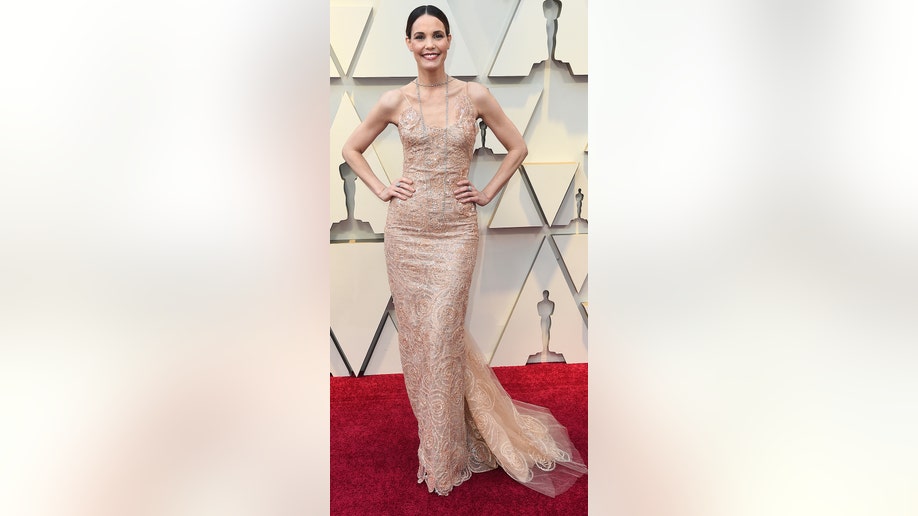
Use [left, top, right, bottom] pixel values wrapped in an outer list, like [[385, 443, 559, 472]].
[[415, 70, 449, 87]]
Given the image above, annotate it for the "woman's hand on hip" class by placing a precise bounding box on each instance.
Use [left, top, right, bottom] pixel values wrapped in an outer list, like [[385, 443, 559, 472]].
[[379, 177, 415, 201], [454, 179, 491, 206]]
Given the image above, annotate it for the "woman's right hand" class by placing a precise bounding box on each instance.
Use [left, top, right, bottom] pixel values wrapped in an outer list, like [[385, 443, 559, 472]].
[[379, 177, 415, 201]]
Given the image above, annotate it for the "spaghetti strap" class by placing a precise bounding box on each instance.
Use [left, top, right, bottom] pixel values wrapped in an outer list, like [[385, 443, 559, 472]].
[[400, 90, 414, 109]]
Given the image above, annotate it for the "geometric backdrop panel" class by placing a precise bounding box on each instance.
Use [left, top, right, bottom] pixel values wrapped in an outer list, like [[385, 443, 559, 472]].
[[524, 162, 578, 225], [551, 159, 587, 227], [468, 231, 545, 351], [490, 0, 549, 77], [361, 316, 402, 376], [479, 86, 543, 154], [554, 0, 587, 75], [489, 236, 588, 366], [330, 4, 372, 76], [488, 171, 542, 228], [331, 333, 352, 377], [329, 93, 391, 232], [330, 242, 391, 371], [553, 233, 588, 293]]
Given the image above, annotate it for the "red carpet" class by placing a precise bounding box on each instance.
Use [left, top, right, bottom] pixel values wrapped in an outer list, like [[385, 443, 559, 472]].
[[330, 363, 588, 515]]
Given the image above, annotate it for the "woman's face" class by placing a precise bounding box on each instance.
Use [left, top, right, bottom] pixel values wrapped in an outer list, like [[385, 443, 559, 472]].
[[405, 14, 450, 73]]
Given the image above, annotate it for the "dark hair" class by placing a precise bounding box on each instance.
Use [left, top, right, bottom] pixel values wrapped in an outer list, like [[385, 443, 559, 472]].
[[405, 5, 450, 37]]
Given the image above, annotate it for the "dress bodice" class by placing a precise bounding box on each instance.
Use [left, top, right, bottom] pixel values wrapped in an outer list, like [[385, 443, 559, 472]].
[[390, 88, 479, 228], [397, 92, 478, 177]]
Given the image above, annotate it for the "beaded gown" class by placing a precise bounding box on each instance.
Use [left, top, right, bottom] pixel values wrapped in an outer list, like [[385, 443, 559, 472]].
[[384, 81, 587, 497]]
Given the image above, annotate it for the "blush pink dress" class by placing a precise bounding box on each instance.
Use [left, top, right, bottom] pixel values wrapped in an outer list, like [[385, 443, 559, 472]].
[[384, 81, 586, 497]]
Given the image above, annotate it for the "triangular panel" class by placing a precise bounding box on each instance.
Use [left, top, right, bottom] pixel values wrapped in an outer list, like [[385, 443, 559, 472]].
[[489, 0, 548, 77], [329, 93, 391, 232], [555, 0, 587, 75], [330, 5, 372, 76], [553, 233, 587, 293], [551, 160, 588, 228], [330, 242, 391, 371], [524, 162, 578, 225], [467, 231, 544, 348], [361, 316, 403, 376], [487, 172, 541, 228], [330, 55, 340, 78], [353, 1, 477, 77], [490, 237, 587, 366], [478, 86, 542, 155]]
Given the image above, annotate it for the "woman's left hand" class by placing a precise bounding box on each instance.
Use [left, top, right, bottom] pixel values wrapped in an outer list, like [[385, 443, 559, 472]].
[[455, 179, 491, 206]]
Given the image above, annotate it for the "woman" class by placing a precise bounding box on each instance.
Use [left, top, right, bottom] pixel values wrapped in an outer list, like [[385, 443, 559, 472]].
[[342, 5, 586, 497]]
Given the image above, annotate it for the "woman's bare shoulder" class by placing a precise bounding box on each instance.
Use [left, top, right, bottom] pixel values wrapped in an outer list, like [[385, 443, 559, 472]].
[[377, 88, 409, 111], [366, 87, 411, 124], [464, 80, 491, 100], [464, 81, 499, 115], [466, 81, 497, 110]]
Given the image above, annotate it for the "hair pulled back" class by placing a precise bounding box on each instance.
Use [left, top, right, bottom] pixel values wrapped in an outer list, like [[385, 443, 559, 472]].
[[405, 5, 450, 37]]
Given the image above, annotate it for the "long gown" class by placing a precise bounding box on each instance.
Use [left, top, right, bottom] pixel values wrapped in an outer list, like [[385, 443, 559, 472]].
[[384, 81, 587, 497]]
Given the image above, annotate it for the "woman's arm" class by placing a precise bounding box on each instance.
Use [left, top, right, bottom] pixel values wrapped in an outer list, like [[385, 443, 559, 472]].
[[342, 89, 415, 201], [455, 81, 528, 206]]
